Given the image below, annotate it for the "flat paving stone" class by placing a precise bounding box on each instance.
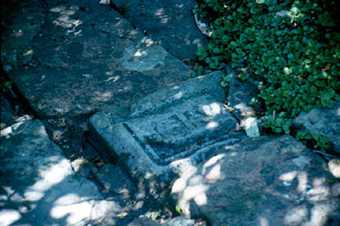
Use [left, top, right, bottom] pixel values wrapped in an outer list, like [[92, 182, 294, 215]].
[[111, 0, 207, 61], [89, 72, 243, 191], [294, 101, 340, 154], [171, 136, 340, 226], [1, 0, 192, 118], [0, 119, 132, 226], [128, 216, 195, 226]]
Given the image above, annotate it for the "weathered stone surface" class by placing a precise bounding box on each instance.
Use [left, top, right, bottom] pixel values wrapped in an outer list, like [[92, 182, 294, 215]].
[[1, 0, 45, 69], [89, 72, 242, 191], [166, 217, 195, 226], [328, 159, 340, 179], [294, 101, 340, 153], [172, 136, 340, 226], [128, 216, 195, 226], [128, 217, 162, 226], [110, 0, 207, 61], [0, 119, 128, 226], [1, 0, 192, 118]]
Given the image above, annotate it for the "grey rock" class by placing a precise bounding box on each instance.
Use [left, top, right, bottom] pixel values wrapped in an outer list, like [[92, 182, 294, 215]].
[[1, 0, 192, 118], [241, 116, 260, 137], [172, 136, 340, 226], [0, 119, 127, 226], [294, 101, 340, 153], [89, 72, 242, 193], [110, 0, 207, 61]]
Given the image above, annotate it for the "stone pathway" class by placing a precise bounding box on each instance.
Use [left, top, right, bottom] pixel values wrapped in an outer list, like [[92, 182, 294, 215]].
[[89, 72, 244, 194], [1, 0, 192, 118], [1, 0, 339, 226], [109, 0, 207, 61], [0, 119, 126, 225], [1, 0, 194, 157], [90, 73, 340, 225]]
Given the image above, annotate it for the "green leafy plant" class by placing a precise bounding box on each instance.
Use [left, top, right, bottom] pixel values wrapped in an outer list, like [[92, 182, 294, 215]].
[[262, 112, 292, 134], [195, 0, 340, 134], [296, 130, 331, 150]]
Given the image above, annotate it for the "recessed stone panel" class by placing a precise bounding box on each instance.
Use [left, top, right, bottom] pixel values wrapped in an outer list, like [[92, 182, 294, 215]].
[[89, 72, 242, 188], [120, 95, 237, 165]]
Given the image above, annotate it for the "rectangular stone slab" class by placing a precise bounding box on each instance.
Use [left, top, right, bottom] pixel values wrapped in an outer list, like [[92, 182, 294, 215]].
[[1, 0, 192, 118], [89, 72, 242, 189], [110, 0, 207, 60], [0, 119, 121, 225]]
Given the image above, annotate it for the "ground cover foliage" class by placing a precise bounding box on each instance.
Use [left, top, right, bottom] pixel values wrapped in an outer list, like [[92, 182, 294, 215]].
[[195, 0, 339, 144]]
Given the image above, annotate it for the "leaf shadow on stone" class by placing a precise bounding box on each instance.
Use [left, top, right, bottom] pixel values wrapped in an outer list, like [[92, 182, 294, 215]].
[[171, 136, 340, 226], [0, 120, 160, 226]]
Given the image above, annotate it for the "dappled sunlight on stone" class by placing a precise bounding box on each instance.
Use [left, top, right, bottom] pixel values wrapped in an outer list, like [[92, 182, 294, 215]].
[[154, 8, 170, 24], [0, 209, 21, 226], [50, 193, 119, 225], [284, 205, 308, 225], [202, 154, 224, 182], [172, 165, 208, 213], [120, 45, 167, 72], [205, 121, 219, 130], [0, 119, 130, 225], [50, 5, 82, 32], [173, 91, 183, 100], [93, 91, 113, 102], [110, 0, 207, 60], [328, 159, 340, 178], [279, 170, 298, 186], [201, 102, 221, 117], [24, 159, 71, 202], [170, 136, 339, 225], [204, 163, 221, 182], [297, 171, 308, 193], [304, 203, 333, 226], [172, 157, 224, 214], [134, 49, 148, 58], [259, 216, 270, 226], [0, 118, 28, 138], [306, 178, 331, 202]]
